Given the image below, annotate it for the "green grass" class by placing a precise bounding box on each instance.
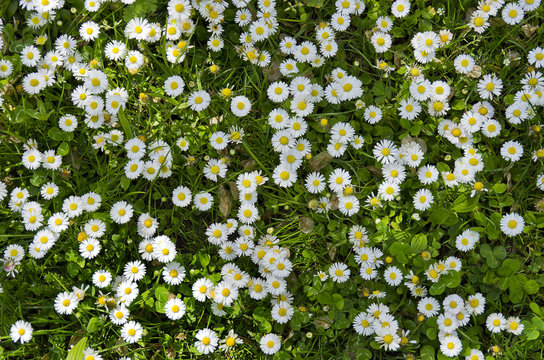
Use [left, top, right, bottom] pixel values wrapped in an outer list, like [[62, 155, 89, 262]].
[[1, 0, 544, 359]]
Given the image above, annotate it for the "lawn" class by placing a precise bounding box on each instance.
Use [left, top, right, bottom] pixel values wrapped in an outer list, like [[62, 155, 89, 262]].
[[0, 0, 544, 359]]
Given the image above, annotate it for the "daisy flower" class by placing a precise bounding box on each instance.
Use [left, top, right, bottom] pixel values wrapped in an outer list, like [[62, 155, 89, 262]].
[[260, 333, 281, 355], [20, 45, 41, 67], [376, 16, 393, 32], [137, 213, 158, 238], [466, 293, 486, 315], [195, 328, 218, 355], [467, 349, 485, 360], [80, 238, 101, 259], [188, 90, 211, 111], [391, 0, 410, 17], [194, 192, 214, 211], [353, 312, 375, 336], [373, 140, 399, 164], [162, 261, 186, 285], [125, 50, 145, 71], [418, 297, 440, 317], [80, 21, 100, 41], [104, 41, 126, 61], [92, 270, 112, 289], [371, 32, 392, 53], [500, 140, 523, 162], [331, 12, 351, 32], [231, 95, 251, 117], [502, 2, 524, 25], [48, 212, 69, 233], [209, 131, 229, 150], [469, 10, 490, 34], [398, 97, 421, 120], [338, 195, 360, 216], [477, 74, 503, 99], [328, 168, 351, 194], [375, 327, 401, 351], [440, 335, 462, 357], [383, 266, 403, 286], [486, 313, 507, 333], [272, 165, 296, 188], [528, 47, 544, 68], [500, 212, 525, 236], [121, 321, 143, 344], [123, 260, 146, 282], [110, 305, 130, 325], [454, 54, 475, 74], [378, 181, 400, 201], [165, 298, 186, 320], [238, 202, 259, 224], [328, 262, 350, 283], [481, 119, 501, 138], [267, 81, 290, 103], [10, 320, 33, 344], [305, 172, 326, 194], [506, 316, 524, 335], [413, 189, 433, 211], [54, 291, 79, 315]]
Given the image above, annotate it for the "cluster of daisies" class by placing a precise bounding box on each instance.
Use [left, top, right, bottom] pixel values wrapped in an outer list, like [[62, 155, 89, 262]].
[[1, 0, 543, 357], [467, 0, 542, 34]]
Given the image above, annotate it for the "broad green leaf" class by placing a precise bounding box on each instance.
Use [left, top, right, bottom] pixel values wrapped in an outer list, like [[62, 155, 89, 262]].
[[498, 258, 521, 277], [430, 208, 457, 226], [420, 345, 435, 360], [493, 246, 507, 260], [451, 194, 479, 213], [524, 280, 540, 295], [86, 317, 100, 333], [530, 302, 541, 315], [411, 234, 427, 253], [57, 142, 70, 156], [66, 337, 87, 360], [317, 292, 332, 305], [332, 293, 344, 310], [117, 107, 133, 139], [154, 286, 169, 304], [429, 280, 446, 296]]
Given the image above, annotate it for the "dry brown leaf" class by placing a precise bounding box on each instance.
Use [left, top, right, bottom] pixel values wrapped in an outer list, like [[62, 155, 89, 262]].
[[299, 216, 314, 234], [266, 60, 282, 82], [309, 151, 333, 172], [166, 345, 176, 359], [313, 316, 331, 329], [218, 184, 232, 217], [366, 166, 382, 178], [328, 242, 336, 261], [330, 193, 339, 211], [522, 23, 539, 37], [228, 181, 239, 200], [467, 65, 482, 78]]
